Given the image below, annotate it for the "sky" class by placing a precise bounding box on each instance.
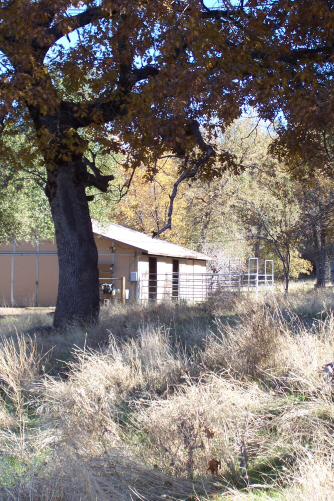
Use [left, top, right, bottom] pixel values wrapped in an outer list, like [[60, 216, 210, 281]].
[[59, 0, 231, 50]]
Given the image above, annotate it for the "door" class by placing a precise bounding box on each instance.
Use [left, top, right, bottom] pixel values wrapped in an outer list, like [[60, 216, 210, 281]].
[[149, 257, 157, 299], [172, 259, 179, 299]]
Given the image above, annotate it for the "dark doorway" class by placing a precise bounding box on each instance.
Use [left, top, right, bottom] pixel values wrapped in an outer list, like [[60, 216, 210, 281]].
[[149, 257, 157, 299], [172, 259, 179, 299]]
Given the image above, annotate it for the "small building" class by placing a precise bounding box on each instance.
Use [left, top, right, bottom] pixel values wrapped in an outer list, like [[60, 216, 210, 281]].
[[0, 223, 211, 307]]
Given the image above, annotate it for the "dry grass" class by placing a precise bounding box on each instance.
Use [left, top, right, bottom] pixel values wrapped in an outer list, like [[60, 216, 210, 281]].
[[0, 291, 334, 499]]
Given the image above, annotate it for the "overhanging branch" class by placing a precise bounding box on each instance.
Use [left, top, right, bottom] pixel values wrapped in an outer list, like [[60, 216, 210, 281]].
[[83, 156, 114, 192], [49, 6, 106, 44], [58, 64, 159, 130]]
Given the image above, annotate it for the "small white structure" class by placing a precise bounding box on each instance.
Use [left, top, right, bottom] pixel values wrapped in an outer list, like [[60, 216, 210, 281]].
[[0, 223, 211, 307], [93, 223, 211, 303]]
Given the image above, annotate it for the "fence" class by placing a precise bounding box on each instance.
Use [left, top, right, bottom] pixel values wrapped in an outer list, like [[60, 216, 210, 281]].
[[139, 258, 274, 302]]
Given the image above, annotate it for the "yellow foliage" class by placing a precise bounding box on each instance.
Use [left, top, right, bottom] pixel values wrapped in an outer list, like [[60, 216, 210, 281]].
[[273, 250, 313, 280], [114, 160, 189, 245]]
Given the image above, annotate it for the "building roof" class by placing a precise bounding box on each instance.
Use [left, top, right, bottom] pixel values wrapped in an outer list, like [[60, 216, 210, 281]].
[[92, 223, 212, 261]]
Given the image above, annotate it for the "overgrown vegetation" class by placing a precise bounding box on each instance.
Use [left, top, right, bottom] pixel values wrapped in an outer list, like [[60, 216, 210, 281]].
[[0, 290, 334, 499]]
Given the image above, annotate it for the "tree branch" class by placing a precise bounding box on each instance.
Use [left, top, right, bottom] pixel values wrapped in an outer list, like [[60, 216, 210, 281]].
[[152, 121, 216, 237], [83, 156, 114, 192], [0, 0, 15, 10], [117, 165, 137, 201], [55, 65, 159, 130], [251, 42, 334, 66], [132, 65, 160, 82], [48, 6, 106, 43]]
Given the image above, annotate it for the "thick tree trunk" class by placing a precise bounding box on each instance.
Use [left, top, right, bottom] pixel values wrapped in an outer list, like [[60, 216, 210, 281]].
[[46, 160, 99, 328], [314, 225, 326, 288]]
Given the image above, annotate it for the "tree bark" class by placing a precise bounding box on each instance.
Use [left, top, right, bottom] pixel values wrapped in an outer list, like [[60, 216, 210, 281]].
[[314, 224, 326, 288], [46, 159, 99, 328], [319, 226, 327, 287], [254, 226, 261, 258], [282, 259, 289, 296], [284, 270, 289, 295]]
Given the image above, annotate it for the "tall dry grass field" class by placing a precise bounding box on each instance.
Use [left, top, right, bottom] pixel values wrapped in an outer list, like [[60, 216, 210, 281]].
[[0, 290, 333, 500]]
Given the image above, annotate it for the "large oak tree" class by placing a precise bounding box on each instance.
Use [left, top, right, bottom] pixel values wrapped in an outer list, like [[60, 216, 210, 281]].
[[1, 0, 334, 326]]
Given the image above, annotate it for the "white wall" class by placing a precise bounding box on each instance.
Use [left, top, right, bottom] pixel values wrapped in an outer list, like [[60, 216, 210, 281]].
[[138, 255, 149, 301], [156, 257, 173, 300]]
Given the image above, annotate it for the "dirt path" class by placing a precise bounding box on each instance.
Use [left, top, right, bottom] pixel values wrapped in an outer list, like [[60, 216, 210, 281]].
[[0, 307, 55, 317]]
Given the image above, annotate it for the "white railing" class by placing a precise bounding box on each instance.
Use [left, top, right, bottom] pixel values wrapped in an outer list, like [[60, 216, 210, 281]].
[[139, 259, 274, 302]]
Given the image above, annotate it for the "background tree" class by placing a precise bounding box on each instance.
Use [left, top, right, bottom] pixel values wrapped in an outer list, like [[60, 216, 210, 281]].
[[296, 178, 334, 287], [113, 160, 190, 244], [114, 115, 317, 288], [231, 169, 313, 294], [0, 139, 123, 243]]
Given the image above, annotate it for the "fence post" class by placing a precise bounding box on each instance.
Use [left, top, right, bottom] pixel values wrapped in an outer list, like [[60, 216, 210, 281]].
[[121, 276, 126, 304]]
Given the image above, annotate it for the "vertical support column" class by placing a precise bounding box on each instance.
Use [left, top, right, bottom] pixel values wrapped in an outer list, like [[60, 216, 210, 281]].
[[137, 253, 141, 301], [11, 237, 16, 307], [35, 237, 40, 307], [121, 276, 126, 304], [134, 252, 138, 300], [264, 259, 268, 291], [248, 257, 259, 295], [265, 259, 274, 293], [111, 240, 115, 279]]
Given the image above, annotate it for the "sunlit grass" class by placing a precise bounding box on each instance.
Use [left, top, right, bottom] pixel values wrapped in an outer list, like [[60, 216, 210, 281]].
[[0, 288, 333, 499]]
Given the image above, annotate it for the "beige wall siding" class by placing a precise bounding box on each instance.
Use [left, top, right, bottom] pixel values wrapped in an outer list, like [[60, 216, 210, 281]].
[[39, 241, 58, 252], [0, 242, 13, 252], [13, 255, 36, 306], [38, 255, 58, 306], [164, 257, 173, 300], [95, 235, 113, 255], [177, 259, 207, 301], [156, 257, 173, 300], [96, 237, 138, 301], [179, 259, 190, 300], [157, 257, 166, 300], [15, 240, 37, 252], [0, 255, 11, 306], [194, 260, 206, 273], [194, 260, 207, 301], [0, 239, 59, 307], [138, 255, 149, 301]]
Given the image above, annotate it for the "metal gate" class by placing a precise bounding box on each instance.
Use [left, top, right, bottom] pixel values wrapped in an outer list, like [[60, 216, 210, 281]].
[[140, 258, 274, 302]]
